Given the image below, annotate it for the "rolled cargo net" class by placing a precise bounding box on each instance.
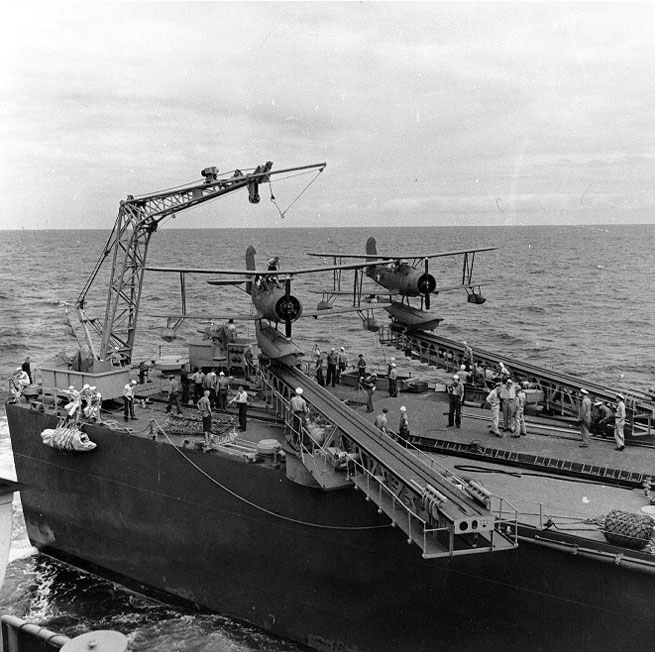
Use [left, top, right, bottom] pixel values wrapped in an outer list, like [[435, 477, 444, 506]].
[[603, 509, 655, 550]]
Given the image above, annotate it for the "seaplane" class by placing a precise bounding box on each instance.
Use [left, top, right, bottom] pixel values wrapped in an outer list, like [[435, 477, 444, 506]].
[[146, 246, 394, 366], [307, 237, 495, 332]]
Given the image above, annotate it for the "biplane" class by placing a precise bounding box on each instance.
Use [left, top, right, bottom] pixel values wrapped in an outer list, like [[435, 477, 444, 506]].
[[307, 236, 495, 331], [146, 247, 392, 364]]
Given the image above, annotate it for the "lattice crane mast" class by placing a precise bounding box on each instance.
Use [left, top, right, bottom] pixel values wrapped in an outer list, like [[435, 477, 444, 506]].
[[74, 161, 326, 367]]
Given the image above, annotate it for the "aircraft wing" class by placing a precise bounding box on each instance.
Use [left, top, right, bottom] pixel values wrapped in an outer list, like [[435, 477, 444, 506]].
[[306, 246, 496, 260], [146, 311, 261, 321], [146, 260, 397, 277]]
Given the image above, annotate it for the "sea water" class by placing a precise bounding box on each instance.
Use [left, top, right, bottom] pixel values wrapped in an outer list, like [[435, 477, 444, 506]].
[[0, 224, 653, 649]]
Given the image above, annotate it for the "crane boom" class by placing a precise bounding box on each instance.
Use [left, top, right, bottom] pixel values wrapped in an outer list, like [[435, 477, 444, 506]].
[[75, 161, 326, 364]]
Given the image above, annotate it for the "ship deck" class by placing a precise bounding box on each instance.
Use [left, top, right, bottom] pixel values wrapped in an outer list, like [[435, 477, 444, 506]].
[[118, 370, 655, 549]]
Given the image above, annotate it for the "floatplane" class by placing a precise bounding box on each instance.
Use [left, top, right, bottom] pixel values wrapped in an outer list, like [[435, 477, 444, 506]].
[[307, 236, 495, 332], [146, 246, 395, 366]]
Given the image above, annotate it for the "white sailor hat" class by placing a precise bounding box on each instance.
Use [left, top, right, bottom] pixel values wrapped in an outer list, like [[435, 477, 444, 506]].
[[219, 371, 225, 376], [296, 387, 303, 395], [617, 393, 625, 400], [453, 374, 459, 379], [131, 379, 137, 385], [340, 346, 345, 351], [580, 388, 588, 395], [390, 363, 396, 367], [400, 405, 407, 412]]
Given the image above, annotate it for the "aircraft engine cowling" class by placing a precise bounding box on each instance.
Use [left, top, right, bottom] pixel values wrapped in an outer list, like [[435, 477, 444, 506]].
[[417, 273, 437, 296], [275, 294, 303, 323]]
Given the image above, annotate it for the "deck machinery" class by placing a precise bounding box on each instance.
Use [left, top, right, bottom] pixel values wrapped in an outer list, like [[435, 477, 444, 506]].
[[261, 365, 518, 559]]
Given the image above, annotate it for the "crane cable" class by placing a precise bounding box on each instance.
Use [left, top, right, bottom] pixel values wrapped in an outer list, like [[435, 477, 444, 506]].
[[268, 168, 324, 219]]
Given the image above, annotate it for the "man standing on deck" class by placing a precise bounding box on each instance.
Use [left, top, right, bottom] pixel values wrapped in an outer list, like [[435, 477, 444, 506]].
[[388, 362, 399, 398], [197, 389, 212, 449], [614, 394, 626, 451], [216, 371, 230, 411], [499, 378, 516, 433], [398, 405, 410, 444], [289, 387, 308, 444], [375, 407, 389, 435], [165, 375, 183, 415], [486, 382, 502, 437], [579, 388, 592, 448], [359, 372, 377, 413], [337, 347, 348, 384], [447, 374, 465, 428], [513, 384, 528, 437], [229, 386, 249, 431], [326, 348, 339, 387], [462, 341, 473, 370], [123, 379, 137, 422]]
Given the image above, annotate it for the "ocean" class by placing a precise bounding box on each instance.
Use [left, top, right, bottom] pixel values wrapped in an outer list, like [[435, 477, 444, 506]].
[[0, 223, 653, 649]]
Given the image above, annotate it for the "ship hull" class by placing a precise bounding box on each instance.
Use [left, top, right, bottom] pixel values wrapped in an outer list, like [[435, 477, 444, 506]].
[[7, 403, 655, 652]]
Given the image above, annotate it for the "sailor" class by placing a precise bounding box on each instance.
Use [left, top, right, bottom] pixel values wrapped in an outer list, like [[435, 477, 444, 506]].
[[457, 364, 470, 386], [398, 405, 410, 443], [374, 407, 389, 434], [499, 378, 516, 433], [357, 353, 367, 378], [191, 367, 205, 403], [21, 356, 32, 384], [123, 379, 138, 422], [222, 319, 238, 345], [80, 383, 92, 413], [326, 348, 339, 387], [315, 350, 326, 386], [9, 367, 30, 402], [216, 371, 230, 411], [197, 389, 212, 448], [266, 256, 280, 287], [359, 372, 377, 413], [289, 387, 308, 443], [165, 375, 183, 415], [337, 347, 348, 384], [578, 389, 592, 448], [388, 362, 399, 398], [462, 341, 473, 370], [486, 382, 502, 437], [180, 367, 190, 404], [138, 360, 150, 385], [110, 346, 123, 367], [229, 386, 249, 431], [447, 374, 465, 428], [204, 368, 218, 408], [244, 345, 256, 382], [614, 394, 626, 451], [63, 385, 82, 420], [513, 384, 527, 437], [387, 357, 396, 376], [85, 389, 101, 422], [593, 401, 613, 436]]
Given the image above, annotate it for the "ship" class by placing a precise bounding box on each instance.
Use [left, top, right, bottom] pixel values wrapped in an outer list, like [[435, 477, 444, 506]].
[[7, 162, 655, 652]]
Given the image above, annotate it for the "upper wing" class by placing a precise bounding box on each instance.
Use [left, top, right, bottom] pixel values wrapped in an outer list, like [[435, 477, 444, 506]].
[[306, 246, 496, 260], [146, 260, 396, 277]]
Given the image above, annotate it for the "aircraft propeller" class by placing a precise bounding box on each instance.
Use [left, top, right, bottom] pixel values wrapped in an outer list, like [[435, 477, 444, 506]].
[[275, 277, 302, 338], [416, 258, 437, 310]]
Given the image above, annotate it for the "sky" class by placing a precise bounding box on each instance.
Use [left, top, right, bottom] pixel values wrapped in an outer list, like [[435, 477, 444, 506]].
[[2, 1, 655, 229]]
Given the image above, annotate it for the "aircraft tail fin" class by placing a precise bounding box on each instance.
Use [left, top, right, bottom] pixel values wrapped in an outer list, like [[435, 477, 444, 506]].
[[245, 246, 256, 294], [365, 237, 378, 276]]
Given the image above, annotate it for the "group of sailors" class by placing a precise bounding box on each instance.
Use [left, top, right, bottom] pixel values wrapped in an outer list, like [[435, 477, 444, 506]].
[[312, 345, 356, 387]]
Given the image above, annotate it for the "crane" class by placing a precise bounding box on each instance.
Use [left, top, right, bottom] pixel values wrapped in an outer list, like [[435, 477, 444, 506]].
[[73, 161, 326, 369]]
